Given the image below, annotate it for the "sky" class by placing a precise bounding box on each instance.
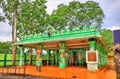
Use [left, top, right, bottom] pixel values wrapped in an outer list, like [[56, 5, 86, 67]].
[[0, 0, 120, 42]]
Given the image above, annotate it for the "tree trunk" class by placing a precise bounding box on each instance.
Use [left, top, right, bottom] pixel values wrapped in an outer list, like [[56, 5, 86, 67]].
[[12, 10, 17, 66], [12, 12, 16, 66]]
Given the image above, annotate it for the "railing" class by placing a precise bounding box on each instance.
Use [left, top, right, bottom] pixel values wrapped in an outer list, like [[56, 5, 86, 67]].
[[0, 66, 26, 77]]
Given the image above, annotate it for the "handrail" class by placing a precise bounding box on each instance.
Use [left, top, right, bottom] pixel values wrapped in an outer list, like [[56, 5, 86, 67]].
[[0, 66, 26, 77]]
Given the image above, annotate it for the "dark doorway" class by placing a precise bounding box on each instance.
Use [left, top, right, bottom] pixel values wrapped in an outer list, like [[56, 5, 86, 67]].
[[68, 49, 86, 67], [73, 51, 78, 66]]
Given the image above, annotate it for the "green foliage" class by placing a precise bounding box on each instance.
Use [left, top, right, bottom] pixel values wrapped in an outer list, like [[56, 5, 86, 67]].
[[0, 15, 5, 21], [100, 29, 113, 48], [51, 1, 104, 30], [0, 42, 12, 53], [0, 0, 22, 23], [0, 54, 4, 59], [48, 15, 67, 30], [17, 0, 48, 37]]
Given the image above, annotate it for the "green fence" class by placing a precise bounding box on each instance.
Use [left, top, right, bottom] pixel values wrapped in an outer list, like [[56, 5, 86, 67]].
[[0, 53, 36, 67], [0, 53, 55, 67]]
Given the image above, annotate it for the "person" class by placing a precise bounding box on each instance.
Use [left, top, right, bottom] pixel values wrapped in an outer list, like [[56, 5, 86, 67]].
[[37, 47, 42, 61], [78, 53, 83, 66], [68, 55, 72, 66], [71, 57, 74, 66], [48, 28, 52, 37], [36, 47, 42, 72], [113, 43, 120, 72], [114, 50, 120, 72]]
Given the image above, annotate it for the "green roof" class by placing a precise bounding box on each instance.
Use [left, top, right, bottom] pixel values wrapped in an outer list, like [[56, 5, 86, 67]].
[[15, 25, 101, 45]]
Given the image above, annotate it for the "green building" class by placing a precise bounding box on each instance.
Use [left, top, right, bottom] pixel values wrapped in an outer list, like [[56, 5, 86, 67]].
[[14, 25, 111, 71]]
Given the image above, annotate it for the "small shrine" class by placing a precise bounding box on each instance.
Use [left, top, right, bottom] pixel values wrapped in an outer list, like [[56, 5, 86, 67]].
[[14, 25, 111, 71]]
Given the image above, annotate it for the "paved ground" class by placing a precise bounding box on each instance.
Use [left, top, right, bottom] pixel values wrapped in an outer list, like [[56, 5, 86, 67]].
[[0, 64, 116, 79]]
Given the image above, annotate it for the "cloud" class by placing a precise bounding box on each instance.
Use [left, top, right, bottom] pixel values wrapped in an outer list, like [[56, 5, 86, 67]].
[[98, 0, 120, 29], [0, 22, 11, 42], [46, 0, 87, 14], [111, 24, 120, 31], [0, 35, 11, 42], [46, 0, 73, 14]]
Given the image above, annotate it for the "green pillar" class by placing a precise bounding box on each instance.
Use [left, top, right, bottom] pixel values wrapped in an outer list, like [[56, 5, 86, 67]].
[[78, 52, 81, 66], [46, 50, 50, 65], [104, 54, 106, 65], [105, 52, 108, 65], [89, 40, 95, 51], [101, 54, 104, 66], [100, 54, 102, 66], [101, 54, 103, 66], [102, 55, 104, 65], [101, 55, 102, 66], [19, 46, 24, 66], [4, 51, 7, 67], [55, 50, 58, 66], [98, 55, 100, 67], [69, 49, 73, 66], [103, 55, 105, 65], [106, 55, 108, 64], [81, 51, 84, 66], [59, 41, 66, 68], [98, 55, 102, 67], [53, 51, 56, 65], [87, 40, 98, 71], [104, 55, 107, 65], [103, 51, 105, 65]]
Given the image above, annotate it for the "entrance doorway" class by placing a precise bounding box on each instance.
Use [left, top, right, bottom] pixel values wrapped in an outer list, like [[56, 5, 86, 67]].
[[68, 49, 86, 67], [73, 51, 78, 66]]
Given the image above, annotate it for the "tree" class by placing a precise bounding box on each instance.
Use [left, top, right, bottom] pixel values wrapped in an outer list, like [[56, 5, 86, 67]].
[[17, 0, 48, 65], [51, 1, 104, 30], [0, 42, 12, 53], [48, 15, 67, 30], [47, 4, 68, 30], [17, 0, 48, 36], [0, 0, 5, 21], [0, 0, 24, 66], [0, 15, 5, 21], [100, 29, 113, 48]]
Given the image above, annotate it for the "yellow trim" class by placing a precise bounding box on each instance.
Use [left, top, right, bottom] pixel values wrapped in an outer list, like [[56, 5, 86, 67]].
[[96, 36, 113, 53]]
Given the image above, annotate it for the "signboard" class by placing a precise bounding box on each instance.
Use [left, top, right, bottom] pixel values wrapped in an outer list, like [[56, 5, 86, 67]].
[[113, 30, 120, 44], [88, 52, 96, 62], [86, 50, 98, 71], [86, 50, 98, 63]]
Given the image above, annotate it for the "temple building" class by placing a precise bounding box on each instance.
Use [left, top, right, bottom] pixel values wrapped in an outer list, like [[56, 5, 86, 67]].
[[14, 25, 111, 71]]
